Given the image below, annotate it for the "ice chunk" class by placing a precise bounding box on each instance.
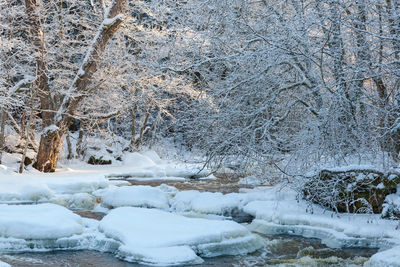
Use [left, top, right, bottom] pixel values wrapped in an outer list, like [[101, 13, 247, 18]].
[[365, 246, 400, 267], [118, 245, 204, 266], [68, 193, 97, 210], [171, 191, 241, 216], [0, 204, 83, 239], [101, 186, 169, 209], [99, 207, 262, 265], [157, 184, 179, 197]]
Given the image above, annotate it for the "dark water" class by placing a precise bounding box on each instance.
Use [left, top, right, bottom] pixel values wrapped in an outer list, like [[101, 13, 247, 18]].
[[0, 234, 377, 267]]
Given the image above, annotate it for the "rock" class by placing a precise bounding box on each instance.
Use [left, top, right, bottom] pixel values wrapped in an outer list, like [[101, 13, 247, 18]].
[[24, 156, 33, 166], [88, 156, 112, 165], [303, 168, 400, 213]]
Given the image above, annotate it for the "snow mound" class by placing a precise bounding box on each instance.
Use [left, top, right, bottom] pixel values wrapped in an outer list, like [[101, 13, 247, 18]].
[[101, 186, 169, 210], [364, 246, 400, 267], [0, 203, 83, 239], [99, 207, 263, 266], [123, 152, 156, 168], [0, 260, 10, 267]]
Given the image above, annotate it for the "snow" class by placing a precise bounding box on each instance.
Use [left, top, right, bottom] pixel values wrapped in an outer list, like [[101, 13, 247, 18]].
[[103, 14, 123, 26], [123, 152, 157, 168], [365, 246, 400, 267], [101, 185, 169, 209], [171, 190, 242, 215], [242, 187, 400, 250], [170, 188, 283, 217], [0, 204, 83, 239], [0, 174, 108, 204], [67, 193, 97, 210], [42, 125, 59, 136], [99, 207, 263, 265], [0, 260, 10, 267]]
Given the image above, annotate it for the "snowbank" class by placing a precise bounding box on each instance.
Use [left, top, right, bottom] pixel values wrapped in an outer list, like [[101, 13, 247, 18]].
[[0, 260, 10, 267], [243, 187, 400, 249], [0, 174, 108, 204], [365, 246, 400, 267], [0, 204, 83, 239], [101, 185, 169, 209], [170, 188, 285, 219], [99, 207, 263, 265]]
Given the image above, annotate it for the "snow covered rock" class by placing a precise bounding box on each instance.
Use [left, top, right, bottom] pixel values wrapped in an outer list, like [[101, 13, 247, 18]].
[[101, 185, 169, 209], [99, 207, 263, 266], [0, 204, 83, 239], [364, 246, 400, 267]]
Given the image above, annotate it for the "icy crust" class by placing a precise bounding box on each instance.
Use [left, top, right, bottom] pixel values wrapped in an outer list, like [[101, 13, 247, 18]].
[[101, 185, 169, 209], [99, 207, 263, 266], [364, 246, 400, 267]]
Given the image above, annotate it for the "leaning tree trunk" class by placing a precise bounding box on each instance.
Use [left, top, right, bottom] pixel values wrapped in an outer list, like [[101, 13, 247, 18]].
[[26, 0, 127, 172]]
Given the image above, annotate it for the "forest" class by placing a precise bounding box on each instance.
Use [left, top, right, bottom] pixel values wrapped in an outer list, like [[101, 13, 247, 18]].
[[0, 0, 400, 266]]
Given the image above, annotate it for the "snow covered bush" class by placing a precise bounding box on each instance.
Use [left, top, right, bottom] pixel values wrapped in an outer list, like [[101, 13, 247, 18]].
[[382, 194, 400, 220], [303, 167, 400, 214]]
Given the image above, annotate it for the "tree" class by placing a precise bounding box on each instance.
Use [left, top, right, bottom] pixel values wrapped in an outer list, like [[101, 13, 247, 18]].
[[22, 0, 127, 172]]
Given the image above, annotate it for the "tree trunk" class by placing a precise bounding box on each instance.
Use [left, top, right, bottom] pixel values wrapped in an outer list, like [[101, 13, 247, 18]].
[[136, 101, 154, 149], [34, 127, 64, 172]]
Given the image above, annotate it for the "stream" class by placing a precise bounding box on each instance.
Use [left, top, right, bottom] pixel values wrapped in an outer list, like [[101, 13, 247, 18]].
[[0, 233, 377, 267], [0, 175, 380, 266]]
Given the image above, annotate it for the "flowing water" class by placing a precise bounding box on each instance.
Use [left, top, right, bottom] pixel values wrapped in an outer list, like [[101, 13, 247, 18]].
[[0, 176, 380, 266], [0, 233, 377, 267]]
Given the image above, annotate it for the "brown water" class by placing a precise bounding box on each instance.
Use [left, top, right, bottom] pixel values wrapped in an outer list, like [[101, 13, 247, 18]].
[[126, 173, 251, 194]]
